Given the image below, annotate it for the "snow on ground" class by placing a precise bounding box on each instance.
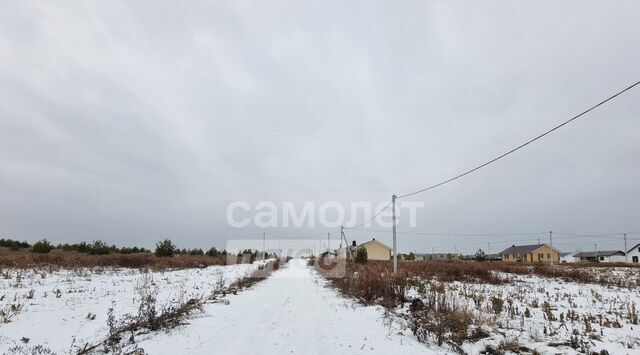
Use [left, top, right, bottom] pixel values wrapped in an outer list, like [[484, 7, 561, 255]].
[[138, 259, 433, 355], [0, 262, 264, 353], [3, 260, 637, 354], [403, 270, 640, 354]]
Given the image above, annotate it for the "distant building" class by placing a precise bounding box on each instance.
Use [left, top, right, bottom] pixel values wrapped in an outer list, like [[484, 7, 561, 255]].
[[338, 238, 391, 261], [560, 252, 577, 263], [627, 243, 640, 263], [414, 253, 459, 261], [574, 250, 626, 263], [498, 244, 560, 263]]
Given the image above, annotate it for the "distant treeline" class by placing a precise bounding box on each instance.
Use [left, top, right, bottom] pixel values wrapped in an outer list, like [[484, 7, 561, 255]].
[[0, 238, 31, 250], [0, 237, 273, 261], [1, 238, 151, 255]]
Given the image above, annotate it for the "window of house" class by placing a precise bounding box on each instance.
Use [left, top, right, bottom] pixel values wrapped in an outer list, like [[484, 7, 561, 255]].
[[633, 256, 638, 263], [547, 253, 551, 259], [599, 256, 605, 261], [538, 253, 543, 261]]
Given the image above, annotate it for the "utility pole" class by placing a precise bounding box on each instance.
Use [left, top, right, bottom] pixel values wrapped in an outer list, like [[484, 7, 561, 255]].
[[549, 231, 553, 267], [327, 232, 330, 255], [392, 194, 397, 274], [594, 243, 598, 263], [341, 226, 352, 261], [263, 232, 266, 260], [624, 233, 628, 263], [488, 242, 491, 263]]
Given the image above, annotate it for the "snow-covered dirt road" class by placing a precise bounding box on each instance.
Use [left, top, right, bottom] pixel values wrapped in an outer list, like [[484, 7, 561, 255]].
[[140, 259, 433, 355]]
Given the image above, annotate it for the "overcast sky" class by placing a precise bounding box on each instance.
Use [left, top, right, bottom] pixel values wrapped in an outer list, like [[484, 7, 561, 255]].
[[1, 1, 639, 254]]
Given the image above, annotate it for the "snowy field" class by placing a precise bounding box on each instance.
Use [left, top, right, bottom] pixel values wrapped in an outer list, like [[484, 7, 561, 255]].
[[0, 259, 432, 355], [399, 268, 640, 354], [1, 260, 638, 354], [0, 263, 264, 353]]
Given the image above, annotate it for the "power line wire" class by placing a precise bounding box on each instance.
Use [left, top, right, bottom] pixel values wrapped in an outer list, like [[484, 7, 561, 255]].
[[403, 235, 630, 254], [346, 200, 393, 229], [554, 231, 640, 237], [345, 227, 640, 243], [396, 80, 640, 199], [344, 227, 546, 237], [344, 228, 634, 253], [266, 232, 327, 239]]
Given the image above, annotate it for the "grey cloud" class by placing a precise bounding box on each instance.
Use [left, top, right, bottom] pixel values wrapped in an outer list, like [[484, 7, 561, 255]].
[[1, 0, 639, 254]]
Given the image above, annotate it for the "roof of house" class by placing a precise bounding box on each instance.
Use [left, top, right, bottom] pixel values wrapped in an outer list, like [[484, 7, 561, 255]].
[[559, 252, 574, 257], [627, 243, 640, 253], [498, 244, 551, 255], [574, 251, 625, 258], [358, 239, 391, 250]]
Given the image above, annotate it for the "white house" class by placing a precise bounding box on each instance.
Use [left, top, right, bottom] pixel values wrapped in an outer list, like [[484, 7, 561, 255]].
[[627, 243, 640, 264], [574, 250, 626, 263], [560, 252, 577, 263]]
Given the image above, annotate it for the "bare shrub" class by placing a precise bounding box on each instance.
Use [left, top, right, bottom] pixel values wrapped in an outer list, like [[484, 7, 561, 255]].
[[322, 260, 508, 309], [482, 339, 530, 354], [6, 344, 56, 355], [491, 296, 504, 314], [76, 276, 203, 354], [409, 290, 474, 350], [322, 261, 408, 308], [628, 302, 638, 325], [0, 301, 24, 323]]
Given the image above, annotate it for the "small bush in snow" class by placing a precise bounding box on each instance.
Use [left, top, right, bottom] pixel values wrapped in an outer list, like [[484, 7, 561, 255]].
[[154, 239, 176, 257], [31, 239, 54, 254], [491, 296, 504, 314], [474, 248, 487, 262], [0, 302, 24, 323], [354, 246, 368, 264]]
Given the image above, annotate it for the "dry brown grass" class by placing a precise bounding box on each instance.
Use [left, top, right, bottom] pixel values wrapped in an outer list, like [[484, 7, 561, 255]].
[[320, 261, 507, 308], [409, 291, 476, 349], [0, 248, 226, 270], [474, 261, 639, 286], [318, 260, 639, 353], [320, 259, 638, 312], [400, 261, 506, 284]]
